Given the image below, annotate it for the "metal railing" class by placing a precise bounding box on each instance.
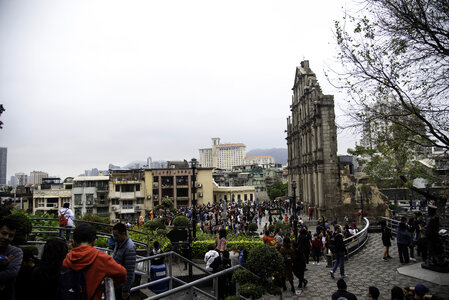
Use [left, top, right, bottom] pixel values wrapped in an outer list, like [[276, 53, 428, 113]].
[[381, 216, 449, 258], [131, 251, 256, 300], [326, 217, 370, 267], [29, 218, 151, 255]]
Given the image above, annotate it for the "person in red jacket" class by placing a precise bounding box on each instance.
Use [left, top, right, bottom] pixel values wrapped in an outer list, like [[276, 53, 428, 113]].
[[262, 230, 277, 246], [62, 224, 126, 300]]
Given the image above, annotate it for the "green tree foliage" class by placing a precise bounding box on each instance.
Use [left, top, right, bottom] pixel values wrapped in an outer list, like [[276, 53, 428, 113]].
[[267, 182, 288, 200], [333, 0, 449, 211], [144, 218, 166, 231], [172, 215, 189, 227], [333, 0, 449, 150], [246, 244, 283, 279]]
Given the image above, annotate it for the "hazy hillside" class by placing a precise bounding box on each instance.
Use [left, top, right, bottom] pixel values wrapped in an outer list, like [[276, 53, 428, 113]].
[[246, 148, 288, 165]]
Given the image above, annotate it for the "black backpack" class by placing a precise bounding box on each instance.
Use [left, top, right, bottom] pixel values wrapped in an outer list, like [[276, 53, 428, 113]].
[[327, 235, 336, 254], [56, 266, 93, 300]]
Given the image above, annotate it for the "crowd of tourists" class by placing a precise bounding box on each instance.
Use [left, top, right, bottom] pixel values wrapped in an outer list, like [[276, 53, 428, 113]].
[[0, 198, 444, 300], [0, 201, 137, 300]]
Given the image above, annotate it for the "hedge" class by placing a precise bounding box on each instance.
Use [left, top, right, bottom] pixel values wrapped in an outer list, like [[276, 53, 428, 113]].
[[191, 240, 263, 258]]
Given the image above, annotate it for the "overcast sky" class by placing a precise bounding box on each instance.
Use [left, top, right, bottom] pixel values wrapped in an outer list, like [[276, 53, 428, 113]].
[[0, 0, 357, 180]]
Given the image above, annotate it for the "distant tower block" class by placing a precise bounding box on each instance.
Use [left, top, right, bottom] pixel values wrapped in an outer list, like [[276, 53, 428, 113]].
[[286, 60, 341, 219], [147, 157, 153, 168]]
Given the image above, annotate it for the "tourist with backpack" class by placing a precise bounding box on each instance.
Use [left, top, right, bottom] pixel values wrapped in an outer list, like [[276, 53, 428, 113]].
[[280, 237, 296, 294], [58, 203, 74, 241], [329, 225, 348, 279], [59, 223, 126, 300]]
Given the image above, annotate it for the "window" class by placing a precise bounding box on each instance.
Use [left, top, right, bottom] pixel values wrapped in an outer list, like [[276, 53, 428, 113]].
[[136, 184, 140, 191], [121, 184, 134, 192], [115, 185, 120, 192], [122, 200, 133, 209], [86, 207, 93, 214], [37, 198, 45, 208], [86, 194, 94, 205], [244, 194, 247, 201], [74, 194, 82, 206]]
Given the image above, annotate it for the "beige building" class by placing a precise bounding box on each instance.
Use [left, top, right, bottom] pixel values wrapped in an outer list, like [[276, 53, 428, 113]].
[[243, 155, 275, 166], [33, 178, 72, 214], [109, 170, 146, 223], [199, 137, 246, 170], [144, 165, 214, 209], [30, 171, 48, 185], [213, 183, 256, 203]]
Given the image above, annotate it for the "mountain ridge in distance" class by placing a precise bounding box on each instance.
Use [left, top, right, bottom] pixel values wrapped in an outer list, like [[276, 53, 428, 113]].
[[246, 148, 287, 165]]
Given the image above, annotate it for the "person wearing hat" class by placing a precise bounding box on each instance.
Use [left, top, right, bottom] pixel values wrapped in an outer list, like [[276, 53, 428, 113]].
[[413, 283, 429, 299], [331, 278, 357, 300]]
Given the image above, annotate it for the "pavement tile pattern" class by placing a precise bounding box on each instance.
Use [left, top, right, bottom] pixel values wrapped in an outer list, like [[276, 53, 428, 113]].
[[259, 233, 449, 300], [137, 232, 449, 299]]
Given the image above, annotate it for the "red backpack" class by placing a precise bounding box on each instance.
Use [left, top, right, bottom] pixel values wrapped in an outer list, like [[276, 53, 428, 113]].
[[59, 210, 68, 227]]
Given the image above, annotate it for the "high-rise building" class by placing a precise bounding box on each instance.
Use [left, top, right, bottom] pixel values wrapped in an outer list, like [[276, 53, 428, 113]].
[[0, 147, 6, 185], [30, 171, 49, 185], [15, 172, 28, 186], [199, 138, 246, 170]]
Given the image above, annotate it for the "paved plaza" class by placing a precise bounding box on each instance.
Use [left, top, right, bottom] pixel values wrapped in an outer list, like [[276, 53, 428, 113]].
[[140, 232, 449, 300], [258, 232, 449, 299]]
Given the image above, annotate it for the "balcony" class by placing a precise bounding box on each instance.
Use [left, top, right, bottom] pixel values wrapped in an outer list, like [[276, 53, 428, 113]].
[[93, 200, 108, 207], [119, 192, 135, 199]]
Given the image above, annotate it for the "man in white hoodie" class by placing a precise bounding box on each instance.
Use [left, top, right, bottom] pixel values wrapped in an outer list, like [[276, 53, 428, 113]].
[[59, 202, 75, 241], [204, 244, 219, 272]]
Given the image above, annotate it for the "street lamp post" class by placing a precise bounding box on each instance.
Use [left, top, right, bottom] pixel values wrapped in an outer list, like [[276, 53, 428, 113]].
[[190, 158, 198, 239], [291, 181, 298, 240]]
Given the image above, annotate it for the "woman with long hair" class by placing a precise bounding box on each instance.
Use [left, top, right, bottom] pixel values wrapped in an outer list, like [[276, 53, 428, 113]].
[[216, 228, 227, 253], [31, 237, 68, 300]]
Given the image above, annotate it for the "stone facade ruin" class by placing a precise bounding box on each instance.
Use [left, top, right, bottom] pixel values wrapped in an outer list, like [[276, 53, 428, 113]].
[[287, 60, 341, 219]]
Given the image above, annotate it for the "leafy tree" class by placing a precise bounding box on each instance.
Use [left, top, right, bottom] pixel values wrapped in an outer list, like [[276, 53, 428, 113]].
[[332, 0, 449, 212], [332, 0, 449, 150], [267, 182, 288, 200]]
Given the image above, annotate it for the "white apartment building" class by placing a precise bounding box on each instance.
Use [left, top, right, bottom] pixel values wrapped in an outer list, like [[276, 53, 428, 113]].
[[243, 155, 275, 166], [72, 176, 110, 218], [30, 171, 48, 185], [33, 178, 72, 214], [199, 137, 246, 170]]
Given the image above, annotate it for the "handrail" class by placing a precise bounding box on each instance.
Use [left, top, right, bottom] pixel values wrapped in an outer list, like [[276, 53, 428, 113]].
[[131, 250, 259, 300], [326, 217, 370, 267], [380, 217, 400, 235], [29, 218, 150, 254], [136, 251, 211, 275], [105, 277, 116, 300], [137, 265, 241, 300]]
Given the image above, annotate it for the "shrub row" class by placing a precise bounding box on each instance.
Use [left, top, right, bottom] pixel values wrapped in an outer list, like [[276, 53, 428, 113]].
[[191, 240, 263, 258]]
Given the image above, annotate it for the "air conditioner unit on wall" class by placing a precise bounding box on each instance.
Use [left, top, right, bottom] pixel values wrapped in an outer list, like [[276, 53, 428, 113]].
[[196, 183, 202, 188], [198, 192, 203, 197]]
